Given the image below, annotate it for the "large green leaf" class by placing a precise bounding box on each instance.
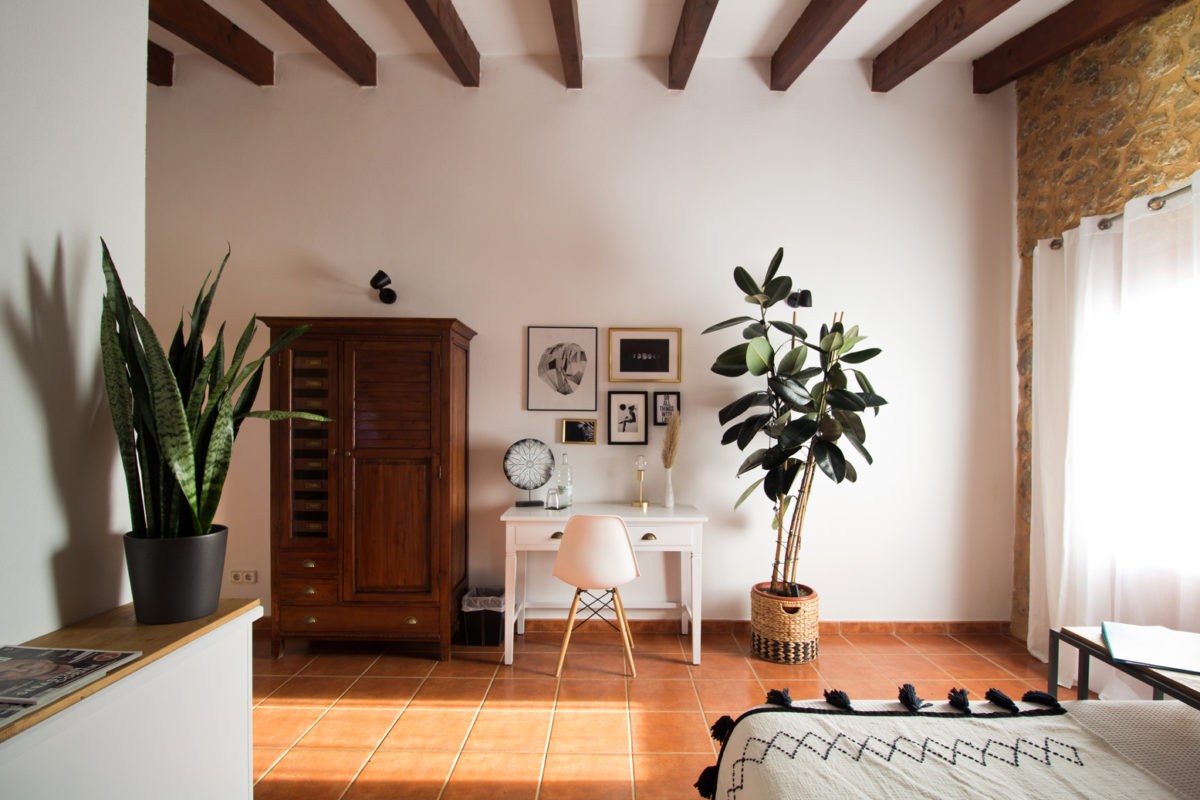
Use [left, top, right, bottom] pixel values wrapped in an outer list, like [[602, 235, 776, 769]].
[[734, 266, 761, 297], [734, 476, 766, 510], [197, 396, 234, 533], [742, 322, 767, 339], [131, 307, 200, 535], [780, 417, 818, 448], [745, 337, 773, 375], [859, 392, 888, 408], [721, 421, 744, 446], [768, 376, 811, 412], [840, 347, 881, 364], [712, 343, 751, 377], [833, 409, 865, 443], [843, 429, 873, 465], [813, 439, 847, 483], [852, 369, 875, 394], [826, 388, 867, 412], [777, 344, 807, 376], [818, 416, 843, 441], [764, 459, 802, 500], [763, 275, 792, 307], [702, 316, 756, 335], [764, 247, 784, 284], [770, 320, 807, 339], [738, 448, 768, 476], [737, 413, 771, 450], [719, 391, 770, 425], [100, 304, 145, 537]]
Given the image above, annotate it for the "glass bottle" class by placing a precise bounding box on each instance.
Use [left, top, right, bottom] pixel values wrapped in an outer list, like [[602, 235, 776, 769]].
[[555, 453, 573, 508]]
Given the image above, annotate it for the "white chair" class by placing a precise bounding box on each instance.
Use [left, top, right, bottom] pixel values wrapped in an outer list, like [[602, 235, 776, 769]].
[[552, 515, 641, 677]]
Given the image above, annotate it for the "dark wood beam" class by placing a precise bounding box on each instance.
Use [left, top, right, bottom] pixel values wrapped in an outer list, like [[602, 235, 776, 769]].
[[770, 0, 866, 91], [149, 0, 274, 85], [261, 0, 376, 86], [148, 40, 174, 86], [668, 0, 719, 90], [404, 0, 481, 87], [871, 0, 1019, 92], [548, 0, 582, 88], [973, 0, 1173, 93]]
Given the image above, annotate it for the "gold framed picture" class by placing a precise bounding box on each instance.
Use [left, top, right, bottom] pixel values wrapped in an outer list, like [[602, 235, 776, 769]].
[[561, 419, 597, 445], [608, 328, 681, 382]]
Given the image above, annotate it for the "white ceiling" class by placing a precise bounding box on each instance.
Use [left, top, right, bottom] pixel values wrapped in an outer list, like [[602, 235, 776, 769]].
[[151, 0, 1079, 64]]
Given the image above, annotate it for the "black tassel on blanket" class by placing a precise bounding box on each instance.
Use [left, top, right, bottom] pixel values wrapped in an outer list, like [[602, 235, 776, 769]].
[[823, 689, 853, 710], [765, 688, 793, 707], [948, 687, 972, 713], [710, 715, 736, 745], [986, 687, 1020, 714], [1021, 689, 1062, 709], [694, 765, 718, 800], [898, 683, 932, 711]]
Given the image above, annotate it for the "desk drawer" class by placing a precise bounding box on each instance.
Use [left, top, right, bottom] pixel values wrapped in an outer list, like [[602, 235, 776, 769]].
[[512, 522, 696, 548]]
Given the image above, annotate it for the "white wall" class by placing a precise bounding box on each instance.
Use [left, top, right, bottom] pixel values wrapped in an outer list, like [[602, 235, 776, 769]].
[[0, 1, 147, 642], [148, 53, 1017, 622]]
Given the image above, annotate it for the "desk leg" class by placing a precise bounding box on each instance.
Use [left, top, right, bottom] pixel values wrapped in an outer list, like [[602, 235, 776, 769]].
[[1047, 631, 1059, 698], [691, 551, 702, 666], [680, 550, 689, 636], [1077, 646, 1090, 700], [504, 551, 516, 666], [518, 552, 528, 635]]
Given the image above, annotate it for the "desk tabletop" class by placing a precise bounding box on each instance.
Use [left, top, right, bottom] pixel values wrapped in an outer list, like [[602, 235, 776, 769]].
[[501, 502, 707, 523]]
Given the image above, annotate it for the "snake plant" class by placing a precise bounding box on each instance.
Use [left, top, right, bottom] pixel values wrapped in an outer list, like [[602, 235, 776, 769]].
[[100, 239, 323, 539], [703, 247, 886, 594]]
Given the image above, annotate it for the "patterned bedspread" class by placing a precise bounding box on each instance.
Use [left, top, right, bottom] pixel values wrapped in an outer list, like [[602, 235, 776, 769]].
[[699, 692, 1200, 800]]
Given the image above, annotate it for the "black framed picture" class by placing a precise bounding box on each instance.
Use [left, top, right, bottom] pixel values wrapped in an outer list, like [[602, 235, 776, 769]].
[[608, 391, 648, 445], [608, 328, 681, 382], [561, 419, 597, 445], [653, 392, 680, 425], [527, 326, 597, 411]]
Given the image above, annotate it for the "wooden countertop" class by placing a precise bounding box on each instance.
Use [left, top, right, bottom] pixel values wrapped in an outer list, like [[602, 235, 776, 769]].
[[1, 598, 261, 744]]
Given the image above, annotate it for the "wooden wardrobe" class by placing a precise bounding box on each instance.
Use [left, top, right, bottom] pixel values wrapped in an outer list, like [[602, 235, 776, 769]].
[[262, 317, 475, 659]]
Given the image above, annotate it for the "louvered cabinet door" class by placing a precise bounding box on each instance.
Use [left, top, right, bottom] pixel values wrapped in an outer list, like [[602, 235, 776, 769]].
[[341, 337, 442, 604]]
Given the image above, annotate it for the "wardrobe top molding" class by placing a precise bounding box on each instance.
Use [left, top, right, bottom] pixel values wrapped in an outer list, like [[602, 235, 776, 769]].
[[259, 317, 476, 341]]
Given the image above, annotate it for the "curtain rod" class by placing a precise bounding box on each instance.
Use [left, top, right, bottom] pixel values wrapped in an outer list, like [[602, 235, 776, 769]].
[[1034, 184, 1193, 255]]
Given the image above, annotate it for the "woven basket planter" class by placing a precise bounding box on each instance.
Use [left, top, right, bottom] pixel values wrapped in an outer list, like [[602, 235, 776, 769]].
[[750, 581, 819, 664]]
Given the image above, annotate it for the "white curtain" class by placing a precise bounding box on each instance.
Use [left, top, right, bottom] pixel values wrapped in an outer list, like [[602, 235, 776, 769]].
[[1029, 171, 1200, 698]]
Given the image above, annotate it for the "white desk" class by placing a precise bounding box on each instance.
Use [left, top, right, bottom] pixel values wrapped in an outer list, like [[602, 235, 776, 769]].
[[501, 503, 707, 666]]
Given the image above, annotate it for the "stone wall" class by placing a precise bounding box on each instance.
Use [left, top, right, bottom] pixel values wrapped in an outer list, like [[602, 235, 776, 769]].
[[1013, 0, 1200, 638]]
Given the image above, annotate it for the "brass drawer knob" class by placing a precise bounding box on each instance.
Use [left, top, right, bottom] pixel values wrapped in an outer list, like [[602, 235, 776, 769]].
[[302, 586, 316, 595], [550, 531, 564, 540], [641, 532, 657, 541], [301, 559, 317, 568], [403, 616, 418, 625], [303, 616, 317, 624]]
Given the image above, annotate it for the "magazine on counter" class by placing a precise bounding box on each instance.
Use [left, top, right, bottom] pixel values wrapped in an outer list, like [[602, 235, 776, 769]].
[[0, 645, 141, 725], [1101, 622, 1200, 675]]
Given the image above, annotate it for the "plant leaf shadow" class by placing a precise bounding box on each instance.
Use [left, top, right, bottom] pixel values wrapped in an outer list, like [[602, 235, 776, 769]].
[[1, 237, 125, 625]]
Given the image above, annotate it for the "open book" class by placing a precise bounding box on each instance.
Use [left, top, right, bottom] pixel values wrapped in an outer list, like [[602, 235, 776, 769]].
[[0, 645, 141, 726], [1101, 622, 1200, 676]]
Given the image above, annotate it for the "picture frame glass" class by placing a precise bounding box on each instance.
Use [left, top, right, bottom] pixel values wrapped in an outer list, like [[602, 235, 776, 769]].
[[609, 328, 681, 382], [608, 391, 648, 444], [528, 326, 597, 411]]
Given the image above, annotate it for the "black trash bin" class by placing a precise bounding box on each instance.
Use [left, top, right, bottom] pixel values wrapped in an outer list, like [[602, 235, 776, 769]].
[[461, 588, 504, 647]]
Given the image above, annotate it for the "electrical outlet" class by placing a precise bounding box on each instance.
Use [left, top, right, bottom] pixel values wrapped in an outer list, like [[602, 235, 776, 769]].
[[229, 571, 243, 584], [242, 570, 258, 584]]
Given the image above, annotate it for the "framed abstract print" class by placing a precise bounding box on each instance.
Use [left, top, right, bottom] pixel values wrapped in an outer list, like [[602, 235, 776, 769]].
[[527, 326, 597, 411]]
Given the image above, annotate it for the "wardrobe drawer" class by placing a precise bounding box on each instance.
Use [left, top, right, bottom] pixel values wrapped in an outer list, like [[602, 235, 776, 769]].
[[277, 604, 440, 636], [276, 575, 338, 604], [277, 551, 337, 576]]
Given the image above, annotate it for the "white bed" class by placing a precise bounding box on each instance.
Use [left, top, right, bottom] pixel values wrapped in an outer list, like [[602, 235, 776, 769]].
[[699, 696, 1200, 799]]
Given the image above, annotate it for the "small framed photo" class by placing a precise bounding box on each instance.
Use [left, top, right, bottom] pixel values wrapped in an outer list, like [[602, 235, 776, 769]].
[[528, 326, 597, 411], [608, 391, 648, 445], [609, 328, 681, 382], [561, 419, 597, 445], [653, 392, 680, 425]]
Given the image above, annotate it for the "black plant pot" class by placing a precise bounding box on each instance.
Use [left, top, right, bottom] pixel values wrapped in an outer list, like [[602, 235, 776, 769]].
[[123, 525, 228, 625]]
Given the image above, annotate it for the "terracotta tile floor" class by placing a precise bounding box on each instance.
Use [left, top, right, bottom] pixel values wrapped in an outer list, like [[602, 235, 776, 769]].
[[251, 629, 1047, 799]]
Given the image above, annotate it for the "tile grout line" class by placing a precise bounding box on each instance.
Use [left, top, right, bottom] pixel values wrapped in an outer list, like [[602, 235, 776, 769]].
[[434, 658, 501, 800]]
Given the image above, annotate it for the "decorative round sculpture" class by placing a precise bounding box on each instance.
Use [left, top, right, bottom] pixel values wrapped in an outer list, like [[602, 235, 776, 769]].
[[503, 439, 555, 506]]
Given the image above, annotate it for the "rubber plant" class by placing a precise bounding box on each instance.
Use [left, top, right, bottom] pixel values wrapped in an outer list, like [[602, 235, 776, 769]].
[[703, 247, 886, 596], [100, 239, 325, 539]]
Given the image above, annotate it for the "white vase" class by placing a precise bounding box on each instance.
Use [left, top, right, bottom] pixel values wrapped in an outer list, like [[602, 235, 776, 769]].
[[664, 467, 675, 508]]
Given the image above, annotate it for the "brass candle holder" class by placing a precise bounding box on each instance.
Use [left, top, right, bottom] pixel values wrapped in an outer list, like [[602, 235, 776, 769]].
[[632, 455, 649, 510]]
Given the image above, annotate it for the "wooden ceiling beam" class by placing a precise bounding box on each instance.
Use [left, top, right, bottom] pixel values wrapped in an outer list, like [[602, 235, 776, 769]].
[[871, 0, 1019, 93], [261, 0, 376, 86], [149, 0, 274, 85], [669, 0, 719, 90], [404, 0, 481, 87], [972, 0, 1173, 93], [770, 0, 866, 91], [148, 40, 174, 86], [548, 0, 582, 89]]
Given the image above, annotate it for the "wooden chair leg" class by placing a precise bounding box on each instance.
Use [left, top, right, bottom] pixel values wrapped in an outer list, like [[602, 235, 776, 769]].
[[556, 589, 581, 678], [612, 588, 636, 677]]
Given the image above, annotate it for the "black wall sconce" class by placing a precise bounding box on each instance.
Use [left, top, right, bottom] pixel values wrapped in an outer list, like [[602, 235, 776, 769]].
[[370, 270, 397, 304]]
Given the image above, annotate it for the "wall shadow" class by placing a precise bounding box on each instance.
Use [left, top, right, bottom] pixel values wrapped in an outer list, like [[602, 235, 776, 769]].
[[2, 238, 125, 625]]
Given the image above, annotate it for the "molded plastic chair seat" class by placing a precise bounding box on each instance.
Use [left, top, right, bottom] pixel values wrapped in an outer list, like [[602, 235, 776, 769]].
[[551, 515, 640, 677]]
